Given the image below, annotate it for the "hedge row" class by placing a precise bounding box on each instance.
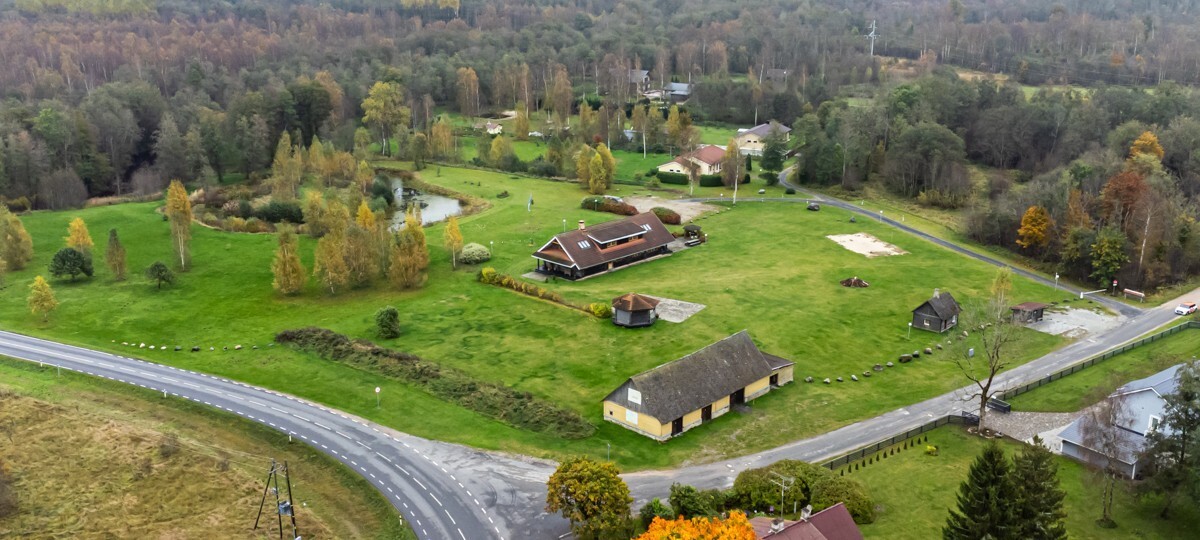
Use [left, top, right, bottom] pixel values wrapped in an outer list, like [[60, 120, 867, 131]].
[[581, 196, 638, 216], [652, 207, 681, 225], [275, 328, 595, 439], [653, 170, 726, 187], [479, 267, 566, 304]]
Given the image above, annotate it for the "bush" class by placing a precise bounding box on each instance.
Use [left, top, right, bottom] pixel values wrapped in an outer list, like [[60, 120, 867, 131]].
[[243, 217, 270, 233], [732, 459, 875, 523], [651, 207, 681, 225], [645, 176, 661, 189], [669, 483, 725, 518], [639, 498, 674, 528], [375, 306, 401, 338], [256, 201, 305, 223], [459, 243, 492, 264], [581, 197, 638, 216], [655, 171, 690, 185], [699, 174, 723, 187], [479, 267, 565, 304], [527, 157, 559, 178], [224, 216, 247, 232], [785, 188, 796, 195], [588, 302, 613, 318], [275, 327, 595, 438], [811, 474, 876, 524], [370, 177, 395, 206], [760, 172, 779, 186]]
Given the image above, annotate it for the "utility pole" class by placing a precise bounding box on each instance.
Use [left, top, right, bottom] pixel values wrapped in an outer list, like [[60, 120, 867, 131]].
[[769, 472, 795, 518], [254, 459, 300, 540], [865, 20, 879, 57]]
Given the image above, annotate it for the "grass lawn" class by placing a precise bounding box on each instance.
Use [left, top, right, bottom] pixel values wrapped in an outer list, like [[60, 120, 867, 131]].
[[0, 165, 1063, 470], [1007, 326, 1200, 413], [852, 426, 1200, 539], [0, 357, 411, 539]]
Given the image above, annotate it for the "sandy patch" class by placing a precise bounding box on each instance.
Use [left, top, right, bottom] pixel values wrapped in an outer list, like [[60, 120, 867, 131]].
[[623, 196, 718, 223], [644, 295, 706, 323], [826, 233, 909, 258], [1026, 307, 1125, 339]]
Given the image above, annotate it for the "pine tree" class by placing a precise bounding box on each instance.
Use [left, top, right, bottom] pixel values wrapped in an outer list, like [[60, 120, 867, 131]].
[[165, 180, 192, 270], [313, 232, 349, 294], [443, 215, 463, 268], [105, 229, 127, 281], [943, 442, 1018, 540], [271, 227, 306, 295], [0, 209, 34, 270], [1011, 436, 1067, 540], [27, 275, 58, 321], [65, 217, 94, 255]]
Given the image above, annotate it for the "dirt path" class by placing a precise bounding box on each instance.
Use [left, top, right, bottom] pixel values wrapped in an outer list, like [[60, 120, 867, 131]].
[[623, 195, 718, 222]]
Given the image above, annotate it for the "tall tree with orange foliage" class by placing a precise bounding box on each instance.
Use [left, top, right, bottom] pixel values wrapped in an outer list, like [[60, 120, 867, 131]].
[[1016, 206, 1054, 252], [637, 511, 757, 540], [1128, 131, 1165, 161]]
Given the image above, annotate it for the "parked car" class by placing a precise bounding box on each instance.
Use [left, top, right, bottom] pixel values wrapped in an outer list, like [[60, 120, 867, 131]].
[[1175, 302, 1197, 315]]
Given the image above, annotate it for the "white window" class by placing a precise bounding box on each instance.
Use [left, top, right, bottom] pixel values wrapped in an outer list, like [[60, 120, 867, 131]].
[[627, 388, 642, 405], [1149, 415, 1162, 432], [625, 410, 639, 424]]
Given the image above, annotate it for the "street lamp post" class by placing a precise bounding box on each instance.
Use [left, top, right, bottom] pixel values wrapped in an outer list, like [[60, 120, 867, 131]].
[[606, 442, 611, 461], [375, 386, 381, 408], [1054, 273, 1060, 290], [907, 322, 912, 339]]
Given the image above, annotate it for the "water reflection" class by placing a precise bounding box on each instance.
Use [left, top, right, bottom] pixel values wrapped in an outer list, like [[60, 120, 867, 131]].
[[389, 176, 462, 230]]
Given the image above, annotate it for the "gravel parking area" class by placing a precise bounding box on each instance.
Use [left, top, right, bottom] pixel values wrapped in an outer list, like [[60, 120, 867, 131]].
[[1027, 307, 1124, 339]]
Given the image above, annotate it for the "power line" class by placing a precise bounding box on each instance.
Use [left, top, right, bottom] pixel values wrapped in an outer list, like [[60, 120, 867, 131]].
[[254, 459, 301, 540], [865, 20, 879, 58]]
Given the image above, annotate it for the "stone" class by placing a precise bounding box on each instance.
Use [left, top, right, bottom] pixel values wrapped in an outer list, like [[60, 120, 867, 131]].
[[191, 346, 200, 352], [823, 378, 831, 384], [122, 342, 129, 346], [223, 346, 228, 350], [805, 376, 814, 383], [962, 330, 969, 337], [268, 343, 275, 347], [936, 343, 943, 350], [234, 345, 243, 350], [925, 347, 933, 355], [863, 371, 871, 377], [252, 345, 259, 350], [851, 375, 859, 381], [209, 347, 215, 351], [139, 343, 146, 348], [873, 364, 884, 371], [174, 346, 182, 351], [886, 361, 894, 367], [836, 377, 844, 382], [899, 354, 913, 363], [149, 345, 155, 350], [912, 350, 920, 358]]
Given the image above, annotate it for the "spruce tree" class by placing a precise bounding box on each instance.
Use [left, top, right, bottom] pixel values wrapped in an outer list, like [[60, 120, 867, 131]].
[[1012, 436, 1067, 540], [944, 442, 1018, 540]]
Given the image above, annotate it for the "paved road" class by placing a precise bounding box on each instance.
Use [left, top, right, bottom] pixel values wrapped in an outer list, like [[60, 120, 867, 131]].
[[0, 331, 565, 540]]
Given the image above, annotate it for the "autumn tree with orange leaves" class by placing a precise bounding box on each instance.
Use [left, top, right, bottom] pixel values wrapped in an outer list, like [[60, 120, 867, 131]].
[[637, 510, 757, 540]]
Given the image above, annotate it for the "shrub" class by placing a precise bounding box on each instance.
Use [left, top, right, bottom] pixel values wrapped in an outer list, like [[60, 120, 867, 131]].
[[655, 171, 690, 185], [668, 483, 725, 518], [221, 199, 242, 217], [785, 188, 796, 195], [651, 207, 681, 225], [639, 498, 674, 528], [760, 172, 779, 186], [645, 176, 661, 189], [527, 157, 559, 178], [811, 474, 876, 523], [581, 196, 638, 216], [375, 306, 401, 338], [699, 174, 723, 187], [243, 217, 270, 233], [733, 459, 875, 523], [588, 302, 613, 318], [478, 267, 498, 284], [201, 212, 220, 226], [459, 243, 492, 264], [370, 178, 395, 206], [256, 201, 305, 223], [224, 216, 247, 232], [275, 328, 595, 438]]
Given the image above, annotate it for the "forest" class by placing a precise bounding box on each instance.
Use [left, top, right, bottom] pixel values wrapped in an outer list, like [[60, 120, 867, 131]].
[[0, 0, 1199, 290]]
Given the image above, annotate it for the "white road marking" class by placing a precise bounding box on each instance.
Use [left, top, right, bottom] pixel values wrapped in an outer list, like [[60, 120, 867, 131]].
[[445, 510, 456, 525]]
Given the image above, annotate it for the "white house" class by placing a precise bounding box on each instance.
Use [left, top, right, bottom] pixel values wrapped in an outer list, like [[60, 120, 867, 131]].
[[734, 121, 791, 156], [656, 145, 725, 176]]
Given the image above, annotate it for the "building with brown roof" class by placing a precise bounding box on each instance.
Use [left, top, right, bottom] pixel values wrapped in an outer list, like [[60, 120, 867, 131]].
[[612, 293, 660, 328], [532, 213, 674, 280], [1010, 302, 1049, 323], [656, 144, 726, 176], [603, 331, 794, 440], [749, 503, 863, 540]]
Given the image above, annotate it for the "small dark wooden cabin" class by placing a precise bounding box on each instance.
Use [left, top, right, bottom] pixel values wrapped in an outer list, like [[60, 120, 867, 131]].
[[911, 289, 961, 333], [1010, 302, 1049, 323]]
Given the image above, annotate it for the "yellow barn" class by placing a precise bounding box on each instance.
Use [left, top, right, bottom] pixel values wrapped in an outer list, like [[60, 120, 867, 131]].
[[602, 331, 794, 441]]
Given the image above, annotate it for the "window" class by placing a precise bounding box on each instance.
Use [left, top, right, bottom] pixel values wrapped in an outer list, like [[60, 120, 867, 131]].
[[625, 410, 638, 424], [627, 388, 642, 405], [640, 224, 652, 231], [578, 240, 592, 248], [1149, 415, 1162, 432]]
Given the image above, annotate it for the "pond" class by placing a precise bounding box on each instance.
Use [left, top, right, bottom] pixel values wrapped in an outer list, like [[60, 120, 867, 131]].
[[389, 177, 462, 230]]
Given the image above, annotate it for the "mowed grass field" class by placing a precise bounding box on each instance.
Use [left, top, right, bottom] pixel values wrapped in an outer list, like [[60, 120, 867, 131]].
[[0, 165, 1062, 469], [853, 426, 1200, 539], [1007, 326, 1200, 413], [0, 358, 410, 539]]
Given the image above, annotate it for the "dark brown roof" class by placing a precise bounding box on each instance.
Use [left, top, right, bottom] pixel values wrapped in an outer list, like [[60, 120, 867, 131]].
[[1011, 302, 1050, 311], [671, 144, 725, 167], [739, 121, 792, 139], [913, 292, 961, 319], [603, 331, 787, 422], [613, 293, 660, 312], [750, 503, 863, 540], [532, 212, 673, 271]]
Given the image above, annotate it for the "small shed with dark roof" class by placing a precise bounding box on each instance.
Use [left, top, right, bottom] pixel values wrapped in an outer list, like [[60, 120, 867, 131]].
[[1010, 302, 1049, 323], [911, 289, 961, 333], [612, 293, 659, 328], [602, 331, 794, 440]]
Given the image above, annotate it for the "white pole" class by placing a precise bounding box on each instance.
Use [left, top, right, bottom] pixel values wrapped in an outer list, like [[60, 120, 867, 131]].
[[1055, 273, 1059, 290], [375, 386, 381, 408], [907, 322, 912, 339]]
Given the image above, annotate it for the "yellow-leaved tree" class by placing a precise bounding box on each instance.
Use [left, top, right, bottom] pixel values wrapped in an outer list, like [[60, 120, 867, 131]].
[[164, 180, 192, 270], [28, 275, 58, 322], [355, 200, 377, 230], [271, 227, 306, 295], [387, 209, 429, 289], [65, 217, 94, 255], [637, 511, 756, 540], [313, 231, 349, 294], [1128, 131, 1164, 161], [1016, 205, 1054, 252], [105, 228, 127, 281], [0, 208, 34, 270], [443, 215, 463, 268]]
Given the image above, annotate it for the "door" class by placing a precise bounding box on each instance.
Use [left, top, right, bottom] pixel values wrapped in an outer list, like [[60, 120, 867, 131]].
[[730, 388, 745, 406], [671, 417, 683, 436], [701, 405, 712, 423], [770, 374, 779, 386]]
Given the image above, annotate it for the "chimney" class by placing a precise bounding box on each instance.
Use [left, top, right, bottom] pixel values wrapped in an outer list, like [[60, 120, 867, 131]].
[[933, 288, 940, 298], [770, 518, 785, 533], [578, 220, 586, 231], [800, 504, 813, 521]]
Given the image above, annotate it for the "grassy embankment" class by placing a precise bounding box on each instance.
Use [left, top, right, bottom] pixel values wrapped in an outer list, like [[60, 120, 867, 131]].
[[853, 426, 1200, 539], [0, 357, 411, 539], [0, 164, 1064, 469]]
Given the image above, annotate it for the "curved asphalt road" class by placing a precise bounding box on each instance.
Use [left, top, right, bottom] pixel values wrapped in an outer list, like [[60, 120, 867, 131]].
[[0, 330, 564, 540]]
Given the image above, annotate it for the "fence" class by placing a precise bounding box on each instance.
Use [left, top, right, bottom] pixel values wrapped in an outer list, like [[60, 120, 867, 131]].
[[999, 320, 1199, 401], [820, 411, 977, 470], [819, 320, 1198, 470]]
